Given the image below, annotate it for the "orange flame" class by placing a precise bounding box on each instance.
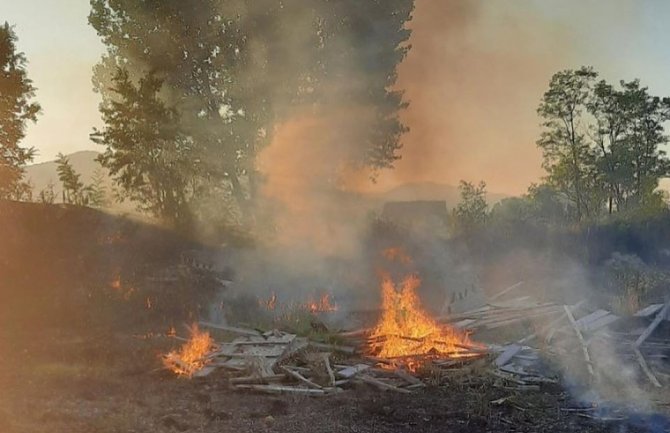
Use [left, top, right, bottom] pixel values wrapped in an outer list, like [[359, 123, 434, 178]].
[[369, 248, 483, 370], [259, 292, 278, 311], [162, 324, 216, 377], [306, 293, 338, 313]]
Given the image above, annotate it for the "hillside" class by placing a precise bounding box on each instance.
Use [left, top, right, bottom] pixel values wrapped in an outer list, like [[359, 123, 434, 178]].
[[24, 150, 105, 198]]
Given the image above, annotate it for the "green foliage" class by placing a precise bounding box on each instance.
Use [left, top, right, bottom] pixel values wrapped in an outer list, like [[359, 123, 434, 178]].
[[88, 0, 414, 229], [0, 23, 40, 199], [451, 180, 488, 236], [604, 253, 669, 315], [91, 70, 193, 225], [56, 153, 86, 205], [86, 167, 109, 208], [537, 67, 670, 223], [38, 181, 56, 204]]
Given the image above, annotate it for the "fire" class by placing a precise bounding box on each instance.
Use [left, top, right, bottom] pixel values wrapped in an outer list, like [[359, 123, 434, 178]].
[[162, 324, 216, 377], [369, 249, 483, 369], [259, 292, 278, 310], [306, 293, 338, 313]]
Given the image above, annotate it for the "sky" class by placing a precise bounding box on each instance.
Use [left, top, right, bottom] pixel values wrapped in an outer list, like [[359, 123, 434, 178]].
[[4, 0, 670, 195]]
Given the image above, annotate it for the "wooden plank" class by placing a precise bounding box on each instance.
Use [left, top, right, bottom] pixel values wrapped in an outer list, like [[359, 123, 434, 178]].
[[234, 384, 326, 395], [575, 310, 610, 329], [634, 304, 664, 318], [322, 353, 336, 386], [518, 300, 586, 345], [634, 348, 662, 388], [199, 321, 261, 337], [394, 369, 424, 386], [490, 281, 524, 300], [564, 305, 595, 378], [580, 314, 619, 333], [229, 374, 285, 385], [357, 374, 412, 393], [281, 366, 323, 389], [309, 342, 356, 354], [337, 364, 370, 379], [635, 303, 670, 348], [495, 344, 522, 367]]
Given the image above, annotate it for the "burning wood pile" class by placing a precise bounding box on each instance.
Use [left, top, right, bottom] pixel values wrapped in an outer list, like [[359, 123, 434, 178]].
[[159, 247, 670, 398]]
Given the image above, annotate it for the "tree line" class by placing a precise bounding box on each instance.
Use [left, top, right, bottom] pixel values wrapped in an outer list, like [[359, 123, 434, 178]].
[[1, 11, 670, 233]]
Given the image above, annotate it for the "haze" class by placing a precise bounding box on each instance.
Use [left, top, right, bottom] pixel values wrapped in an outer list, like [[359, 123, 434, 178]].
[[4, 0, 670, 195]]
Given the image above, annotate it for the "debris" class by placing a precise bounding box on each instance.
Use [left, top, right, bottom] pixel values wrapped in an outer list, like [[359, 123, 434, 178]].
[[563, 305, 595, 378], [337, 364, 370, 379], [280, 366, 323, 389], [357, 374, 412, 394], [495, 344, 522, 367], [490, 281, 524, 301], [634, 347, 662, 388], [635, 302, 670, 348]]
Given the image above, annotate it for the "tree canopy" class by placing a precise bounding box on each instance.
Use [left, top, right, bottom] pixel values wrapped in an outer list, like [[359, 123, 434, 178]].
[[537, 67, 670, 222], [0, 23, 40, 199], [89, 0, 414, 228]]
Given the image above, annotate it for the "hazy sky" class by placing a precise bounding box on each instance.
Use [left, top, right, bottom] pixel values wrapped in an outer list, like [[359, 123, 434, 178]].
[[4, 0, 670, 194]]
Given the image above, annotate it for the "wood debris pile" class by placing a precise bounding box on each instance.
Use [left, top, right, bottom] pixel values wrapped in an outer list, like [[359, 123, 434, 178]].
[[161, 283, 669, 396]]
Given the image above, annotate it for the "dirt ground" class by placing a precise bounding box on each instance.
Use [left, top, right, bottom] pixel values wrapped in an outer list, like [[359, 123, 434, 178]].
[[1, 325, 651, 433], [1, 201, 667, 433]]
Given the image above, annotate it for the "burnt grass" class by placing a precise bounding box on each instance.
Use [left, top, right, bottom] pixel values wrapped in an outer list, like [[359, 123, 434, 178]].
[[0, 201, 667, 432]]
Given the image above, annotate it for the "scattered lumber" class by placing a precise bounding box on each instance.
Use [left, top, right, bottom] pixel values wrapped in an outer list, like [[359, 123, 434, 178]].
[[634, 348, 662, 388], [199, 322, 261, 337], [635, 302, 670, 348], [490, 281, 524, 301], [564, 305, 595, 378], [234, 384, 327, 395], [495, 344, 522, 367], [357, 374, 412, 394]]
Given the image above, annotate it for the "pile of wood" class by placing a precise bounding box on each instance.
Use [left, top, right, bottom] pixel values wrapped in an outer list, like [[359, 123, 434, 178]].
[[190, 322, 430, 395], [159, 284, 670, 396]]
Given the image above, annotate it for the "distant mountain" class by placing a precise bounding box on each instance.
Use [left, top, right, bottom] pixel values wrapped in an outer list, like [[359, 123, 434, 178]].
[[24, 150, 107, 200], [372, 181, 510, 210]]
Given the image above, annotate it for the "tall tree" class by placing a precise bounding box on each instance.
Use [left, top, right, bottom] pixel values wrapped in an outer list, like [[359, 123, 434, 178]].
[[451, 180, 488, 236], [88, 0, 414, 227], [0, 23, 40, 199], [537, 67, 598, 222], [56, 153, 85, 205], [91, 69, 193, 225]]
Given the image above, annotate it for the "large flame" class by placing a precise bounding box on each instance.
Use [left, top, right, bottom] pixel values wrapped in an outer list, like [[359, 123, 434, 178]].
[[162, 324, 216, 377], [369, 248, 482, 368]]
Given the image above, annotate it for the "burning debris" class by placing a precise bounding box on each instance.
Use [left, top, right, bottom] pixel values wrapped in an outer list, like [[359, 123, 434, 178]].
[[367, 272, 484, 370], [162, 324, 217, 378]]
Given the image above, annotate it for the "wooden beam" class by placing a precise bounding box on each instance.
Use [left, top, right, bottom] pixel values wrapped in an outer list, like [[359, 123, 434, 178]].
[[635, 303, 670, 348], [564, 305, 595, 378]]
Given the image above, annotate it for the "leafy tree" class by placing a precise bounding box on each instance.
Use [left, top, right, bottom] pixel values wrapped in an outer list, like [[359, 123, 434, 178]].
[[38, 180, 56, 204], [86, 167, 108, 208], [56, 153, 85, 205], [88, 0, 413, 227], [537, 67, 598, 221], [451, 180, 488, 236], [0, 23, 40, 199], [537, 67, 670, 221], [91, 70, 193, 225], [588, 79, 670, 212]]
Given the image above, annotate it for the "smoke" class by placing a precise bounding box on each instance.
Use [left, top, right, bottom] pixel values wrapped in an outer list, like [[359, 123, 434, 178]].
[[368, 0, 642, 196]]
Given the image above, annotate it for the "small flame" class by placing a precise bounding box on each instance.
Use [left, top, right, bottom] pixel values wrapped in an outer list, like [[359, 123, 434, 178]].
[[162, 324, 216, 377], [260, 292, 278, 311], [306, 293, 338, 313]]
